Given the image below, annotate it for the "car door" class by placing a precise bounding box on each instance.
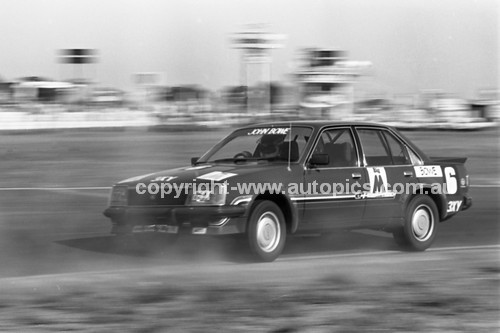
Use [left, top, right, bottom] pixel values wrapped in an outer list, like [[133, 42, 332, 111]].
[[355, 127, 419, 226], [301, 127, 367, 230]]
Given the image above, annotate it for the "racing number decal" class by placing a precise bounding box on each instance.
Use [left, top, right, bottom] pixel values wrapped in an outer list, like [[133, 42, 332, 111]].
[[444, 167, 457, 194]]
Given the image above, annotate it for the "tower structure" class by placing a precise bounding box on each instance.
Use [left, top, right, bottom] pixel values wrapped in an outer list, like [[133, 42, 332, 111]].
[[231, 25, 284, 114]]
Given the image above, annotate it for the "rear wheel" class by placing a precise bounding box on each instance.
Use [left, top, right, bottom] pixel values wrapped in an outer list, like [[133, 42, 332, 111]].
[[247, 201, 286, 262], [393, 195, 438, 251]]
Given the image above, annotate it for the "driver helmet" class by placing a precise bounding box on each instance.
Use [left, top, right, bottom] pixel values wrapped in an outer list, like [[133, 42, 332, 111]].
[[257, 134, 285, 157]]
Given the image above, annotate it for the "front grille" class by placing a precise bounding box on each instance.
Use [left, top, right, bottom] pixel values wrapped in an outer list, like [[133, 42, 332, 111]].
[[127, 188, 187, 206]]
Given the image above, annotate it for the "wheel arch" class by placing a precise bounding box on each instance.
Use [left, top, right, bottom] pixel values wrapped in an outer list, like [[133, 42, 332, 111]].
[[405, 186, 447, 221], [250, 192, 298, 234]]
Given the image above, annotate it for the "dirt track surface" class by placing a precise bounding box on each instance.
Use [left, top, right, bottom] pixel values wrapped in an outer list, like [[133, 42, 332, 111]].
[[0, 128, 498, 331]]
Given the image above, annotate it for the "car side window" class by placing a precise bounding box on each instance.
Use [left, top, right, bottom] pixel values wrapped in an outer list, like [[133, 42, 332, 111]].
[[313, 128, 357, 167], [357, 129, 391, 166], [383, 132, 412, 165], [357, 128, 414, 166]]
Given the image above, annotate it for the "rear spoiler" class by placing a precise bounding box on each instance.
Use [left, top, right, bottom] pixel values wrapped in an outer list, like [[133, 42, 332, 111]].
[[430, 157, 467, 164]]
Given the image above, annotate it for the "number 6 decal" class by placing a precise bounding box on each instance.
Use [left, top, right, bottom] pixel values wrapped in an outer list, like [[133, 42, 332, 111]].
[[444, 167, 457, 194]]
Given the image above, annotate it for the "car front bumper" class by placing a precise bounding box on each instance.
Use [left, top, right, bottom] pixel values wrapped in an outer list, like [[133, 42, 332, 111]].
[[103, 205, 247, 235]]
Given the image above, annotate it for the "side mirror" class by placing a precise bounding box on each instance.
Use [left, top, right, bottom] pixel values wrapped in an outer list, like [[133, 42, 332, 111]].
[[309, 154, 329, 166], [191, 157, 199, 166]]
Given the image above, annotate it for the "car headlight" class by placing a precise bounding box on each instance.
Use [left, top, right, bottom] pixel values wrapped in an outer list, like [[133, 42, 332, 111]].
[[186, 184, 227, 206], [109, 185, 128, 206]]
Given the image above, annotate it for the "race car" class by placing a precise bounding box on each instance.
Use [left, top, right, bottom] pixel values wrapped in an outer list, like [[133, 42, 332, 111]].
[[104, 121, 472, 261]]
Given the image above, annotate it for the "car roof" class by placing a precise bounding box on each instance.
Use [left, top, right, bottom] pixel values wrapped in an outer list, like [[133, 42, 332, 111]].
[[238, 120, 430, 162], [240, 120, 394, 131]]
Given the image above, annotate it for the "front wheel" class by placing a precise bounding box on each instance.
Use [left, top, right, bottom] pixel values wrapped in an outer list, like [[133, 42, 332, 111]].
[[247, 201, 286, 262], [393, 195, 438, 251]]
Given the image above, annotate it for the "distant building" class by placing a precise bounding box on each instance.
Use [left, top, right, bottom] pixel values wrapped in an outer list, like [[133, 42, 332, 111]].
[[0, 77, 14, 104], [296, 48, 371, 119], [13, 77, 77, 103]]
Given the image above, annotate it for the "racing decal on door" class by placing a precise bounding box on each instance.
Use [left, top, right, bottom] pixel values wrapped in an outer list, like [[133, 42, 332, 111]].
[[366, 167, 396, 198]]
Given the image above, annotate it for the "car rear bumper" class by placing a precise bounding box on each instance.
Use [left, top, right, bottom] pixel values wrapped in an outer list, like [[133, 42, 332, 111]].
[[462, 193, 472, 211], [103, 205, 247, 235]]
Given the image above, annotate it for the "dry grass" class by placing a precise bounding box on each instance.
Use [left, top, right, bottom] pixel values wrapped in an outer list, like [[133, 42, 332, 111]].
[[0, 250, 498, 332]]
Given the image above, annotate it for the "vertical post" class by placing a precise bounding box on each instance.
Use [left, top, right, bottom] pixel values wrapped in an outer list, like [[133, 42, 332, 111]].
[[245, 60, 250, 115], [267, 59, 272, 114], [351, 84, 355, 114]]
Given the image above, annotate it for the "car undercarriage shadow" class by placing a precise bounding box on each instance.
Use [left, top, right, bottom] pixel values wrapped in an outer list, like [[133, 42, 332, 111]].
[[56, 230, 400, 263], [283, 230, 400, 256], [56, 235, 151, 257]]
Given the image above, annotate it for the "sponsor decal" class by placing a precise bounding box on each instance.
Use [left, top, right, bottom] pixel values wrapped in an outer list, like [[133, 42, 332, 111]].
[[447, 200, 463, 213], [366, 167, 396, 198], [197, 171, 237, 181], [247, 127, 290, 135], [414, 166, 443, 178], [184, 165, 212, 171], [151, 176, 178, 182]]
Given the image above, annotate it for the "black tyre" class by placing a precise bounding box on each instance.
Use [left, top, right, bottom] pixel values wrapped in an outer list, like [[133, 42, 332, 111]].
[[247, 200, 286, 262], [393, 195, 438, 251]]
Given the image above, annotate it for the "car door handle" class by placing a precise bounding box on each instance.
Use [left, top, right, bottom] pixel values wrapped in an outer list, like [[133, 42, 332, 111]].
[[404, 171, 413, 177], [352, 173, 362, 179]]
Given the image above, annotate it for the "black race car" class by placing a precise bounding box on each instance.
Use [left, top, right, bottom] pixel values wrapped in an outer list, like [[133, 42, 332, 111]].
[[104, 121, 472, 261]]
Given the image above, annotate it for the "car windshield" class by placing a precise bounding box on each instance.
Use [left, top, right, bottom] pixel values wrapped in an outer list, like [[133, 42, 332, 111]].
[[197, 126, 313, 164]]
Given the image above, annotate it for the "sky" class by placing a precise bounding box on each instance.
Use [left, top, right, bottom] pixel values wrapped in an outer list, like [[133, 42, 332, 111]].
[[0, 0, 498, 98]]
